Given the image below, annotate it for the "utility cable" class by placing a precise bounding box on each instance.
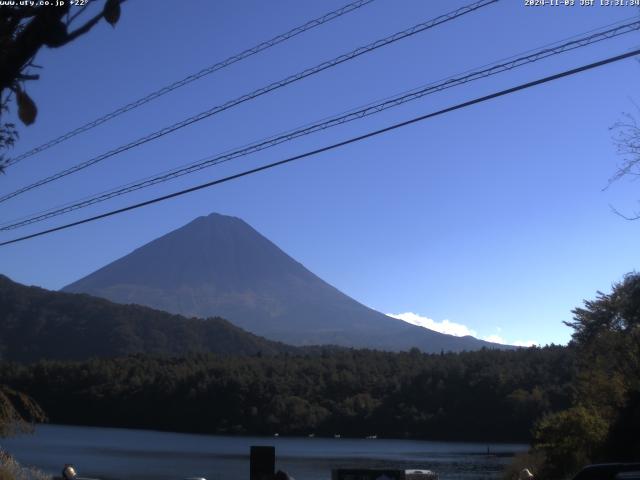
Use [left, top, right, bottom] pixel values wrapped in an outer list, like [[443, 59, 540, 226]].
[[4, 0, 376, 167], [0, 0, 498, 204], [2, 18, 638, 231], [1, 47, 638, 247]]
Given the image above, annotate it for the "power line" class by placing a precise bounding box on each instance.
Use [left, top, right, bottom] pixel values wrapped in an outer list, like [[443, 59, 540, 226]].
[[4, 0, 376, 168], [2, 18, 639, 231], [1, 47, 638, 248], [0, 0, 498, 205]]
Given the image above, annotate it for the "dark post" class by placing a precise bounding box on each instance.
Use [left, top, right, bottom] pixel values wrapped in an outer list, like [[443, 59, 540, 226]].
[[250, 445, 275, 480]]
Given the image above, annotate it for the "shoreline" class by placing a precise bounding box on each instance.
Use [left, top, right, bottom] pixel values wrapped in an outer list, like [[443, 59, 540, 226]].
[[17, 423, 531, 451]]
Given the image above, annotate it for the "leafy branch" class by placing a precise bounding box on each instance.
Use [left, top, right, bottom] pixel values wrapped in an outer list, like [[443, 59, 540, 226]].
[[0, 0, 124, 172]]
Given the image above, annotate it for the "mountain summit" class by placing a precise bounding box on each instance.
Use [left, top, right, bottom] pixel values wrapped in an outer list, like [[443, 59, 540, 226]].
[[63, 213, 502, 352]]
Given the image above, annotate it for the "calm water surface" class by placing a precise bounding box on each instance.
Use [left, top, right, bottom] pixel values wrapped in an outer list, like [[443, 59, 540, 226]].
[[2, 425, 528, 480]]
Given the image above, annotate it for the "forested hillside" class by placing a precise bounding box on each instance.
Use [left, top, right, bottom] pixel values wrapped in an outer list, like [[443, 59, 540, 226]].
[[0, 275, 293, 361], [1, 273, 638, 479]]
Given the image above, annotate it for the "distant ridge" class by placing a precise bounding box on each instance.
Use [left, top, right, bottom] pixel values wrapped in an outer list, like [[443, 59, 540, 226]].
[[0, 274, 292, 362], [63, 213, 508, 352]]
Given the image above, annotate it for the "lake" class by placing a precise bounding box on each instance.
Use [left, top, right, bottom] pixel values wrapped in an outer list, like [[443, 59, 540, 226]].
[[1, 425, 528, 480]]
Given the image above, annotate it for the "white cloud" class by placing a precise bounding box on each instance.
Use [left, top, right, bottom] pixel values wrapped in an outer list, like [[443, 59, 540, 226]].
[[388, 313, 540, 347], [387, 312, 477, 337], [482, 333, 539, 347], [482, 334, 506, 344]]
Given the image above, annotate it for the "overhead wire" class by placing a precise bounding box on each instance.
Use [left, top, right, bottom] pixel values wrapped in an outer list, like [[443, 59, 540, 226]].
[[0, 0, 498, 204], [4, 0, 377, 167], [2, 17, 639, 231], [1, 47, 638, 247]]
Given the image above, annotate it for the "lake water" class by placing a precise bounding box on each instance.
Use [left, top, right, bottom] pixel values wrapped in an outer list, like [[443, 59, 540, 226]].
[[2, 425, 528, 480]]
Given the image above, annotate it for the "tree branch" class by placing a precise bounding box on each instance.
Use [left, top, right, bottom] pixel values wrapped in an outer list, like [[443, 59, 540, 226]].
[[64, 8, 105, 43], [67, 0, 95, 26], [610, 204, 640, 221]]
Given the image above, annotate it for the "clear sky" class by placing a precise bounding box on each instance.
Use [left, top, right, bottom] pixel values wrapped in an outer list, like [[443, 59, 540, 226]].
[[1, 0, 639, 346]]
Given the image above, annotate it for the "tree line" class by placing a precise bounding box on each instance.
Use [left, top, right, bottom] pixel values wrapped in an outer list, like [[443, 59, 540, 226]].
[[1, 273, 638, 479], [0, 346, 574, 442]]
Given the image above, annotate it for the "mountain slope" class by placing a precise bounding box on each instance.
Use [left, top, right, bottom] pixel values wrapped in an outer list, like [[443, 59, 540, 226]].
[[0, 275, 292, 362], [63, 213, 506, 352]]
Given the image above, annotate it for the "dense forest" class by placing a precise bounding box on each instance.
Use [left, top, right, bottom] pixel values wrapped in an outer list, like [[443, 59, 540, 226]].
[[0, 273, 638, 479], [0, 346, 573, 442]]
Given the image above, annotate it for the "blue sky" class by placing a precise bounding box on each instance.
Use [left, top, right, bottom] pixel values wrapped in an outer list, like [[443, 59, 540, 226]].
[[1, 0, 639, 346]]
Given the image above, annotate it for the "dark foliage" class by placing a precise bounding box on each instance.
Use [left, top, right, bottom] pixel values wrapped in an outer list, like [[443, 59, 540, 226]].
[[565, 273, 640, 344], [1, 271, 638, 463], [0, 384, 46, 437], [533, 273, 640, 477], [0, 346, 574, 442]]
